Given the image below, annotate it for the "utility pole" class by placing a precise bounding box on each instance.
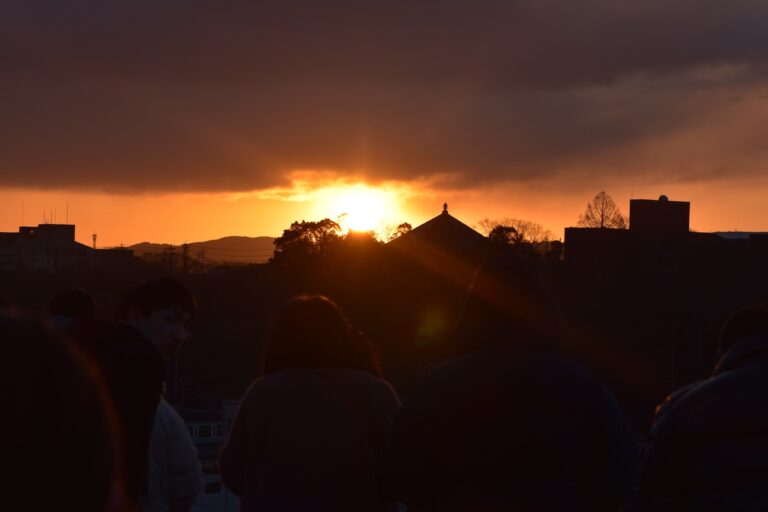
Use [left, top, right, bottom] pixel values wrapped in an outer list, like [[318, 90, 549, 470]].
[[182, 243, 189, 274], [197, 249, 206, 273], [164, 244, 177, 272]]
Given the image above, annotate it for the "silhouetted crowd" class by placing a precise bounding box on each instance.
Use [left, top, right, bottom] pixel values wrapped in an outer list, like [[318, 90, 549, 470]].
[[3, 247, 768, 511]]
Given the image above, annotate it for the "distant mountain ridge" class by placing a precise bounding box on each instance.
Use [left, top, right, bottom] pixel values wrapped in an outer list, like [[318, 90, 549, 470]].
[[127, 235, 275, 264]]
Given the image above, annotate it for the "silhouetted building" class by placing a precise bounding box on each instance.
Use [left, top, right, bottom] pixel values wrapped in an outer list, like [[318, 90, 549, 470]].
[[98, 247, 136, 270], [563, 195, 761, 264], [0, 223, 134, 271], [389, 203, 487, 254], [387, 203, 487, 280], [629, 196, 690, 237], [0, 223, 95, 271], [383, 204, 490, 364], [750, 233, 768, 256]]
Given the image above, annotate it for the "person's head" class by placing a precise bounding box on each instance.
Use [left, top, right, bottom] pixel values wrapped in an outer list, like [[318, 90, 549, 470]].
[[116, 278, 196, 358], [719, 303, 768, 358], [1, 315, 124, 511], [457, 246, 561, 350], [263, 295, 381, 376], [50, 288, 95, 321]]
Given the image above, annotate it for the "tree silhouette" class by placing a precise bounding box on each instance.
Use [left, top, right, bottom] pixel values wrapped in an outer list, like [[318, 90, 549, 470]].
[[577, 191, 628, 229], [386, 222, 413, 242], [477, 218, 552, 243], [488, 225, 519, 245], [270, 218, 342, 264]]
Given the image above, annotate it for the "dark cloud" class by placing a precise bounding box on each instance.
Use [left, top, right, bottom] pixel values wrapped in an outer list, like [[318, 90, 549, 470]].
[[2, 0, 768, 192]]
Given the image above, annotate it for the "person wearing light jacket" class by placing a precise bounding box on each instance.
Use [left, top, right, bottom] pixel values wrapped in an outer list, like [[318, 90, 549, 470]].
[[146, 399, 203, 512]]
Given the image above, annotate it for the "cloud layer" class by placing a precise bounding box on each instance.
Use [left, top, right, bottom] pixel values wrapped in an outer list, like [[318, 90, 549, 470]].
[[2, 0, 768, 193]]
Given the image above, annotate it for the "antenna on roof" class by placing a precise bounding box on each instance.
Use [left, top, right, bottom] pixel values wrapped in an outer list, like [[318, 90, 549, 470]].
[[443, 202, 448, 214], [92, 233, 97, 249]]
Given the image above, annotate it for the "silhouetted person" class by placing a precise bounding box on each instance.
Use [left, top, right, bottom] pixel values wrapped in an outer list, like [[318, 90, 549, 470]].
[[219, 295, 401, 512], [71, 319, 166, 507], [117, 277, 203, 512], [630, 304, 768, 511], [385, 249, 637, 511], [69, 278, 200, 509], [49, 287, 95, 329], [1, 314, 126, 511], [116, 277, 197, 361]]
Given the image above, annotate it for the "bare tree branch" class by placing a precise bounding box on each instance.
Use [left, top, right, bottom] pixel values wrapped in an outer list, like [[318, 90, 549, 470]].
[[577, 191, 627, 229]]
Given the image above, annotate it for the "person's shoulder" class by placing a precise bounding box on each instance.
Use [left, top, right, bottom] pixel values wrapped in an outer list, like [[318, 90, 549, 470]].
[[154, 399, 190, 435], [72, 320, 163, 375], [330, 368, 400, 404], [367, 373, 399, 400], [522, 348, 618, 405], [421, 347, 492, 378], [652, 378, 714, 438], [544, 350, 605, 386], [654, 367, 768, 437], [250, 368, 315, 387], [320, 367, 394, 388], [154, 399, 178, 422], [240, 369, 317, 401], [426, 343, 597, 383], [655, 368, 762, 419], [75, 320, 155, 354]]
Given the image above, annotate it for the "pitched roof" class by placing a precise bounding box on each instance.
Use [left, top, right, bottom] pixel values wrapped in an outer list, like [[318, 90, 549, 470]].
[[388, 204, 486, 253]]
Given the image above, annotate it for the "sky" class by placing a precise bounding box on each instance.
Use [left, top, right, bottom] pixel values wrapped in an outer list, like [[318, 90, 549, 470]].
[[2, 1, 768, 246]]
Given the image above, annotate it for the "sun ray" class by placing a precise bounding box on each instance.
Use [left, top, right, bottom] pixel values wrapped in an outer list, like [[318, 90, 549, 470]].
[[311, 184, 402, 236]]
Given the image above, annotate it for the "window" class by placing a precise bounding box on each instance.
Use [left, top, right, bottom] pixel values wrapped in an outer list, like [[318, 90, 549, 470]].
[[197, 424, 212, 438], [215, 424, 223, 437]]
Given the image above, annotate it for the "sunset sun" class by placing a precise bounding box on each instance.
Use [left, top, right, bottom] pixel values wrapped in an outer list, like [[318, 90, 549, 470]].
[[314, 185, 401, 234]]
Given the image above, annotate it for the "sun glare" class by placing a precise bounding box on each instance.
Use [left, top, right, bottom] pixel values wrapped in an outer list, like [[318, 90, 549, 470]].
[[314, 185, 400, 235]]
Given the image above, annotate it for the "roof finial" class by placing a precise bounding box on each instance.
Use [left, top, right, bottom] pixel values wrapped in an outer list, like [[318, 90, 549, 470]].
[[442, 202, 448, 214]]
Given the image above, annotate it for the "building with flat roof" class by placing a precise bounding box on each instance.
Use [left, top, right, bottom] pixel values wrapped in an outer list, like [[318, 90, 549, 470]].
[[629, 196, 690, 236], [0, 223, 133, 271], [562, 195, 749, 265]]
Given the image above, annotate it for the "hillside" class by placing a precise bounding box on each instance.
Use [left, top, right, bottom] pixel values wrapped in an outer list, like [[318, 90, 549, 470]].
[[128, 236, 275, 264]]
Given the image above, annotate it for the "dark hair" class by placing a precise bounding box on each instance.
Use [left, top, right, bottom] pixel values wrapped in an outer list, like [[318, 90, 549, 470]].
[[50, 288, 95, 319], [263, 295, 381, 376], [719, 303, 768, 356], [0, 315, 124, 511], [116, 277, 197, 320], [456, 247, 561, 350]]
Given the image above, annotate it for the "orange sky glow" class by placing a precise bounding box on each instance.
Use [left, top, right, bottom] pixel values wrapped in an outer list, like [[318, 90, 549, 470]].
[[1, 175, 767, 248], [4, 2, 768, 249]]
